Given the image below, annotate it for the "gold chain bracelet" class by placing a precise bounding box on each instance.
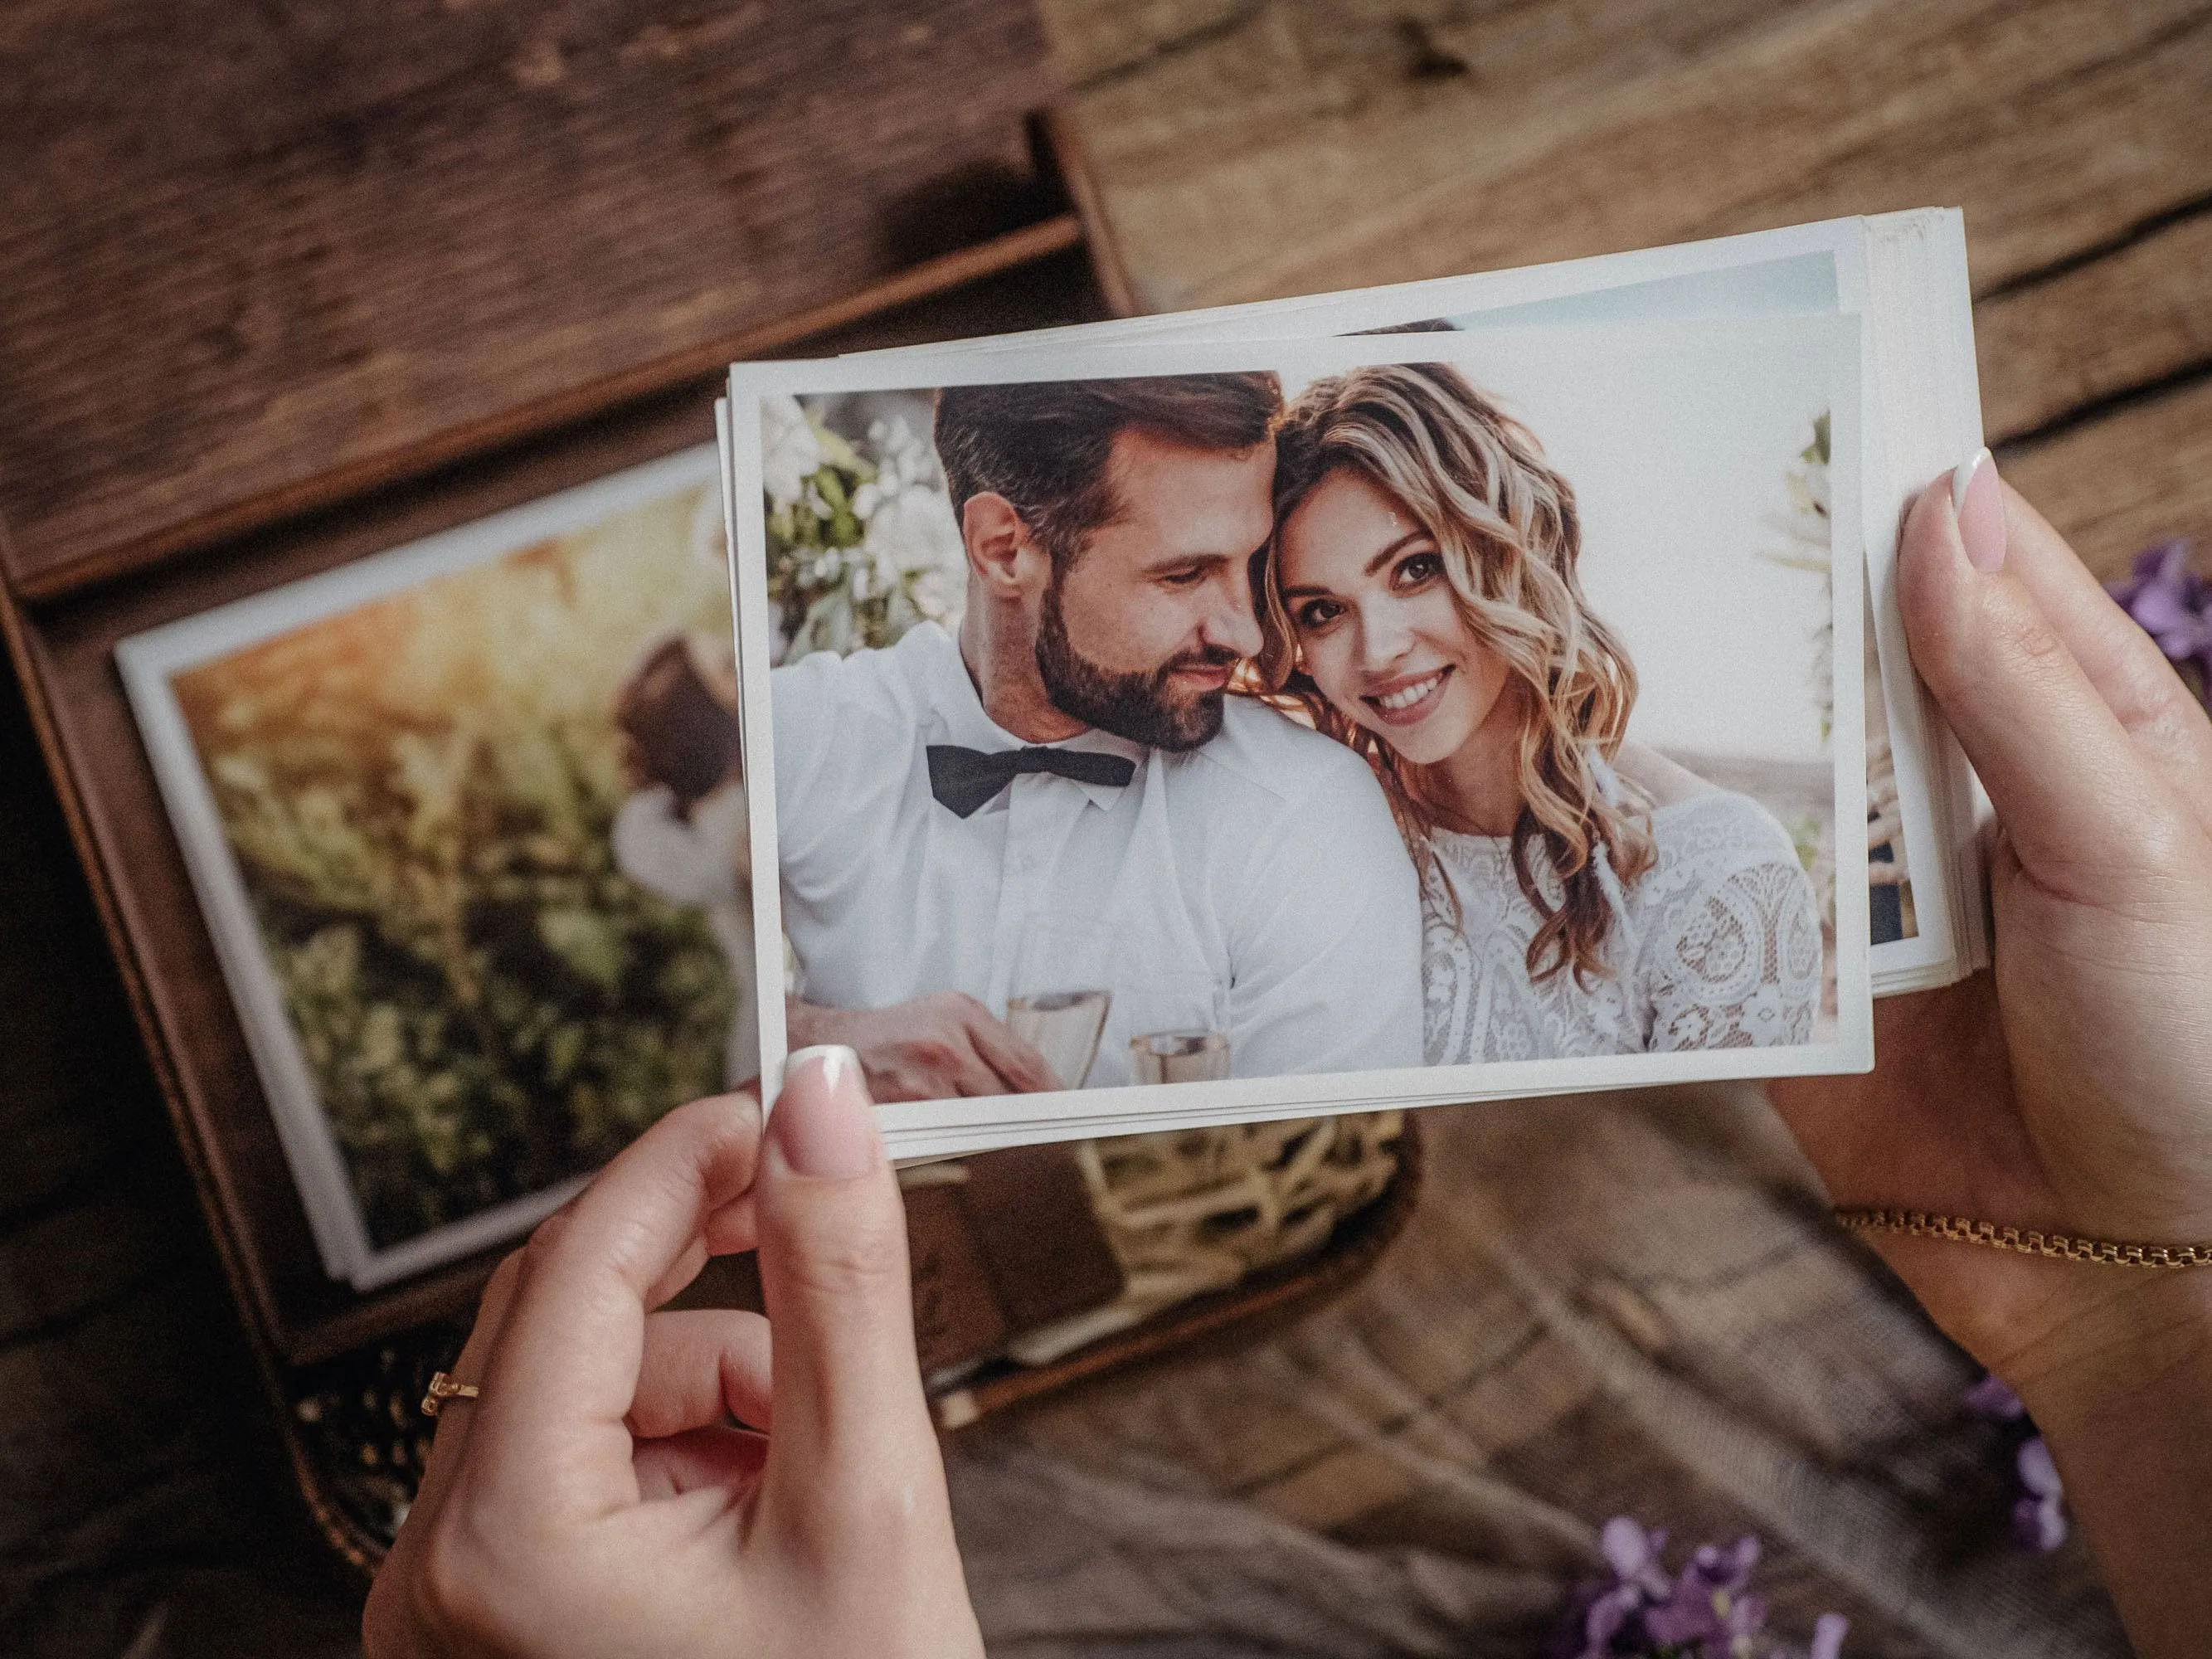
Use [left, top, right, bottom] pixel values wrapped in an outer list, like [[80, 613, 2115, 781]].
[[1835, 1207, 2212, 1268]]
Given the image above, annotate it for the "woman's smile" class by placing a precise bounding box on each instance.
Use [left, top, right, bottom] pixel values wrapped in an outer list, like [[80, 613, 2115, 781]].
[[1276, 469, 1515, 771], [1364, 665, 1455, 725]]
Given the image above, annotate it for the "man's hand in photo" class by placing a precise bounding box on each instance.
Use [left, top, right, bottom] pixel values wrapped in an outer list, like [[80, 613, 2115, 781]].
[[785, 993, 1060, 1100]]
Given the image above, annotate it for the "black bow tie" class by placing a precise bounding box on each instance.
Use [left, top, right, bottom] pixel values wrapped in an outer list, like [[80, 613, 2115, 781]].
[[926, 743, 1137, 818]]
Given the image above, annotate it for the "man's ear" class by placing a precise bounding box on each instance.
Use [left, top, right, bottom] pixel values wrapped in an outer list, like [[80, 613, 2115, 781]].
[[961, 493, 1041, 598]]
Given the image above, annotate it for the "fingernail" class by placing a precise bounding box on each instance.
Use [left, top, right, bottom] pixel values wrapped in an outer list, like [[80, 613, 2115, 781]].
[[771, 1045, 878, 1180], [1952, 448, 2005, 574]]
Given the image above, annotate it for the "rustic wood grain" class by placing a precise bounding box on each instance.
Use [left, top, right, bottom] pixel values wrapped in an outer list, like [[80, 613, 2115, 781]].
[[2000, 376, 2212, 581], [1042, 0, 2212, 666], [1038, 0, 1253, 85], [1665, 4, 2212, 285], [0, 665, 358, 1659], [0, 0, 1060, 599], [960, 1087, 2124, 1657], [1043, 0, 1820, 306], [3, 246, 1110, 1369], [1977, 207, 2212, 444], [1041, 0, 2212, 310]]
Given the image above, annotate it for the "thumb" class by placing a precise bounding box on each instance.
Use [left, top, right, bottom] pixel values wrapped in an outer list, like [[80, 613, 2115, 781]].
[[755, 1045, 941, 1499], [1899, 452, 2154, 878]]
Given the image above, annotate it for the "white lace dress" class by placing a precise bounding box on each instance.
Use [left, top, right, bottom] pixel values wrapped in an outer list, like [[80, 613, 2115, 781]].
[[1422, 789, 1822, 1063]]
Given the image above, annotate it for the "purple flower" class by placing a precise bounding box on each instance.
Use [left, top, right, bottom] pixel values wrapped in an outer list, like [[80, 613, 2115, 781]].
[[1563, 1518, 1845, 1657], [1641, 1538, 1761, 1647], [2108, 540, 2212, 691], [2013, 1436, 2069, 1551], [1962, 1373, 2025, 1421], [1686, 1535, 1761, 1596], [1965, 1372, 2069, 1552], [1578, 1582, 1639, 1657], [1602, 1515, 1672, 1595], [2018, 1435, 2062, 1499], [2015, 1492, 2068, 1552], [1640, 1587, 1723, 1648]]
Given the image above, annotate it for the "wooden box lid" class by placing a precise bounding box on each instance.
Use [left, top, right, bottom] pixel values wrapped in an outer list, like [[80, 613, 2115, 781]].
[[4, 251, 1113, 1367], [0, 0, 1139, 1363], [0, 0, 1067, 600]]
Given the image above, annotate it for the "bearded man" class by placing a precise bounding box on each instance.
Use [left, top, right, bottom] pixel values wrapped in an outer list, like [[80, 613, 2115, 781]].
[[775, 373, 1422, 1100]]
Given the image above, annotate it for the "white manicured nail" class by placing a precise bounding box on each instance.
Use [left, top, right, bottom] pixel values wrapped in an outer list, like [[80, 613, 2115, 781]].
[[1952, 446, 1991, 513], [786, 1044, 856, 1094]]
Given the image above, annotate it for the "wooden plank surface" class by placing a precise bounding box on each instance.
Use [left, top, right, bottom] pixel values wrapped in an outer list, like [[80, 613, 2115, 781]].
[[1977, 209, 2212, 443], [6, 246, 1109, 1370], [6, 0, 2208, 1648], [1043, 0, 2211, 305], [2003, 377, 2212, 580], [0, 0, 1059, 600], [1040, 0, 2212, 573], [0, 662, 362, 1657], [0, 249, 1110, 1649]]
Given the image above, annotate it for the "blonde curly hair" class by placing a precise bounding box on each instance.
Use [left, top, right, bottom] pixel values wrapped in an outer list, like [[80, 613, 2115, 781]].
[[1257, 361, 1653, 986]]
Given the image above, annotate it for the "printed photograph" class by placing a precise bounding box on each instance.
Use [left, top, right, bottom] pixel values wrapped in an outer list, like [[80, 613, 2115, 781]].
[[978, 236, 1920, 948], [1394, 293, 1914, 948], [736, 319, 1869, 1130], [120, 450, 755, 1287]]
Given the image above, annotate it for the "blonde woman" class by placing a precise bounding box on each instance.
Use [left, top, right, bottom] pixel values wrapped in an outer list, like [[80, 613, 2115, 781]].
[[1261, 362, 1822, 1063]]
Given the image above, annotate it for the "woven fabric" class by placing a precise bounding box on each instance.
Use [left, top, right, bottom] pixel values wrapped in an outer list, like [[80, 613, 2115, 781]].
[[949, 1082, 2127, 1658]]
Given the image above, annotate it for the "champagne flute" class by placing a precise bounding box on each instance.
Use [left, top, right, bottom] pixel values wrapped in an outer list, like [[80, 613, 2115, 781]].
[[1004, 919, 1113, 1091], [1124, 973, 1231, 1086]]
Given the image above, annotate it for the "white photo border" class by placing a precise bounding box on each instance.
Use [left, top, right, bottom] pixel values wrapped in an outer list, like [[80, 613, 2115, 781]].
[[116, 445, 723, 1289], [729, 315, 1874, 1147], [859, 212, 1961, 991]]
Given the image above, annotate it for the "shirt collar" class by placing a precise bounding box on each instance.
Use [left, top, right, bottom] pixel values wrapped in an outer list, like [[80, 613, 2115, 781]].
[[906, 622, 1149, 811]]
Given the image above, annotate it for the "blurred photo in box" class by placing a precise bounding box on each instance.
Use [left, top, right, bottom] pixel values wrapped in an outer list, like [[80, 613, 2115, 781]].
[[119, 450, 754, 1288], [610, 630, 757, 1092]]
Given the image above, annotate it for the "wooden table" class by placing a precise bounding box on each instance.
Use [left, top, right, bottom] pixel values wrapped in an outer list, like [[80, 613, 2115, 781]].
[[0, 0, 1091, 1648], [5, 1, 2204, 1651], [1039, 0, 2212, 579]]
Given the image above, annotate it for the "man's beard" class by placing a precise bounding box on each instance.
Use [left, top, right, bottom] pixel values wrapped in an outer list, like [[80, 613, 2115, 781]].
[[1035, 578, 1236, 752]]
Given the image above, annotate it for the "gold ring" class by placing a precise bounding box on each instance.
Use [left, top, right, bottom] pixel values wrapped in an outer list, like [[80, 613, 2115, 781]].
[[421, 1370, 481, 1418]]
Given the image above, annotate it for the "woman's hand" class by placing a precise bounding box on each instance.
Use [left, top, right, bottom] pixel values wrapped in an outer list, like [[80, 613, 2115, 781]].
[[362, 1048, 983, 1659], [1770, 458, 2212, 1656]]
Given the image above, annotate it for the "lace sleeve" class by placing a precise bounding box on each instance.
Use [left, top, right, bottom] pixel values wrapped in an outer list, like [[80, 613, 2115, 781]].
[[1640, 795, 1824, 1051]]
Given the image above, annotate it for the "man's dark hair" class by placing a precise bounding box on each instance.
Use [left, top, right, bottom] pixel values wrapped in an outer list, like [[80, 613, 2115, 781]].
[[933, 373, 1283, 571], [615, 635, 740, 812]]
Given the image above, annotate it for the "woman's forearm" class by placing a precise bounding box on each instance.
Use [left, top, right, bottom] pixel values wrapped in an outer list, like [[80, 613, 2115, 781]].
[[2013, 1273, 2212, 1657]]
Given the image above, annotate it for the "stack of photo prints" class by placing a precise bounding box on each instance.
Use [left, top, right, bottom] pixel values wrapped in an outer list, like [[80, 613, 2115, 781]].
[[121, 210, 1988, 1289]]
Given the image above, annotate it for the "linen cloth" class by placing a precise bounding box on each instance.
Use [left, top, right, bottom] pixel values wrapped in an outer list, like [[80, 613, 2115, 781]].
[[949, 1083, 2126, 1657], [772, 623, 1424, 1086]]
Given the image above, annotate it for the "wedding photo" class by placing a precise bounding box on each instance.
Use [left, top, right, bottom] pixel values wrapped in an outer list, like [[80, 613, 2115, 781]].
[[929, 228, 1924, 954], [118, 449, 756, 1288], [1238, 239, 1928, 953], [731, 318, 1873, 1133]]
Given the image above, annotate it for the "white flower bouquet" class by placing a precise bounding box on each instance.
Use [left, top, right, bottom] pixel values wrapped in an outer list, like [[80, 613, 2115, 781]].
[[761, 395, 967, 664]]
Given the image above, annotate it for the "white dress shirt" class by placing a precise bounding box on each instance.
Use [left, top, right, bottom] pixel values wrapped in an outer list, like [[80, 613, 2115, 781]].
[[772, 622, 1423, 1088]]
